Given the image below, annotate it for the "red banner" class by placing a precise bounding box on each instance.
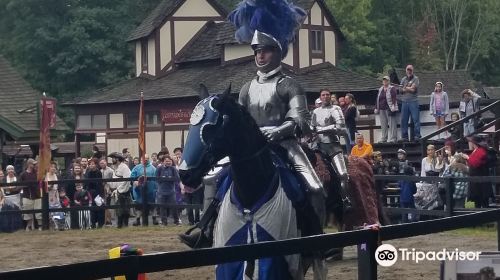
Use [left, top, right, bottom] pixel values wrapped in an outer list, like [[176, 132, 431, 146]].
[[38, 97, 56, 181], [161, 108, 191, 124]]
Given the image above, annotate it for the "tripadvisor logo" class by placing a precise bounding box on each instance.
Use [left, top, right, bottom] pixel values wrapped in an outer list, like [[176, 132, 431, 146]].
[[374, 244, 481, 266], [375, 244, 398, 267]]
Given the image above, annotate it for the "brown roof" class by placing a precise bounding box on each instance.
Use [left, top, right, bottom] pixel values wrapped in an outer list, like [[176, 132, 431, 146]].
[[65, 59, 379, 105], [127, 0, 227, 42], [393, 68, 478, 105], [0, 55, 69, 140]]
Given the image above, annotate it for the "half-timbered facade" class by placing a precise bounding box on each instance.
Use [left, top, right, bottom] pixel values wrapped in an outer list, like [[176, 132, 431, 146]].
[[65, 0, 380, 157]]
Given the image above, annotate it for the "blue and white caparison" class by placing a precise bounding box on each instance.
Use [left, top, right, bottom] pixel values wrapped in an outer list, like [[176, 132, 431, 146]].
[[179, 86, 309, 280]]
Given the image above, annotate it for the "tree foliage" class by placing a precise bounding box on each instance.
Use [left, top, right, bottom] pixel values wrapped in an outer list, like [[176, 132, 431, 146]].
[[0, 0, 499, 109]]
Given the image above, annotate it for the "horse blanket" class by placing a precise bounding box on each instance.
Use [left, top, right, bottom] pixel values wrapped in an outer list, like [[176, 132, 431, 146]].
[[214, 160, 305, 280]]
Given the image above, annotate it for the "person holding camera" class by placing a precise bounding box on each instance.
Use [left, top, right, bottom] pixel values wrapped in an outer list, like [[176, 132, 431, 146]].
[[374, 76, 399, 143]]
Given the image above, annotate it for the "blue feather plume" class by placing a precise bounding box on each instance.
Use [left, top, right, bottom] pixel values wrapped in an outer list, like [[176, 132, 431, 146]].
[[228, 0, 306, 57]]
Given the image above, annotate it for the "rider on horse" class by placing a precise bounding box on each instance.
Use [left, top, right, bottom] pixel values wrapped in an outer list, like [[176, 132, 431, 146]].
[[311, 89, 352, 208]]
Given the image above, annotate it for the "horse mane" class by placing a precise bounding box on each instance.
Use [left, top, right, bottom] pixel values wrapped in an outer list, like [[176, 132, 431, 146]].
[[216, 94, 268, 146]]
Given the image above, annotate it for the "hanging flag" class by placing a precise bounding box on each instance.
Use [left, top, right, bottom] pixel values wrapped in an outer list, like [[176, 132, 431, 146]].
[[38, 95, 56, 183]]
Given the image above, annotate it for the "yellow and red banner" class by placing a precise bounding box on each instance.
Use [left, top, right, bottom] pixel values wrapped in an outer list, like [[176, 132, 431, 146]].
[[38, 96, 56, 181]]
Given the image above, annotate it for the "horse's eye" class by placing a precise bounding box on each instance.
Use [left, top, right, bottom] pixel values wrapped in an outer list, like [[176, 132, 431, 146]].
[[202, 125, 217, 144]]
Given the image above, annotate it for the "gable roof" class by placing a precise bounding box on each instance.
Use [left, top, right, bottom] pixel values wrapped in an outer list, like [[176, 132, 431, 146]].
[[127, 0, 227, 42], [0, 56, 68, 140], [393, 68, 478, 105], [176, 21, 223, 63], [65, 59, 379, 105]]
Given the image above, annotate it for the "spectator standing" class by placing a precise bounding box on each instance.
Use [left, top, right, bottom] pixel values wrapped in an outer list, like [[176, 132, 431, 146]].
[[123, 148, 134, 169], [85, 159, 105, 228], [80, 157, 89, 175], [109, 152, 132, 228], [156, 155, 180, 226], [344, 93, 358, 145], [151, 153, 159, 168], [448, 112, 463, 141], [467, 136, 492, 208], [460, 89, 481, 149], [100, 159, 114, 226], [20, 159, 41, 231], [397, 149, 411, 174], [65, 163, 83, 229], [74, 184, 92, 230], [45, 162, 60, 208], [131, 154, 157, 226], [399, 166, 417, 222], [338, 97, 347, 114], [421, 145, 444, 177], [3, 165, 21, 208], [350, 133, 373, 159], [442, 153, 469, 208], [429, 82, 450, 140], [399, 64, 421, 142], [375, 76, 399, 143]]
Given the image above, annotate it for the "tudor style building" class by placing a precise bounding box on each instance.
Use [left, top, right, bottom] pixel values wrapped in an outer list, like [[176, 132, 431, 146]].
[[65, 0, 381, 157]]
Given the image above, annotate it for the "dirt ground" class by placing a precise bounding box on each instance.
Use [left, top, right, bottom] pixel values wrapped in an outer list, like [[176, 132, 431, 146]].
[[0, 225, 496, 280]]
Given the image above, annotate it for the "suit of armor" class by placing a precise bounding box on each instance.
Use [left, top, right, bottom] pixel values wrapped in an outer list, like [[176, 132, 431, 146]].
[[311, 104, 352, 207], [239, 65, 323, 192]]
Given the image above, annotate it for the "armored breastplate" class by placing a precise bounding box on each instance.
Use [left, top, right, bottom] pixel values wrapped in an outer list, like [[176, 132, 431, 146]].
[[314, 105, 343, 143], [247, 76, 287, 127]]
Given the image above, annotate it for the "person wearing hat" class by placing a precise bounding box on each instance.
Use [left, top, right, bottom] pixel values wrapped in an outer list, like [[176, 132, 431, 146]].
[[399, 64, 421, 142], [397, 149, 411, 174], [108, 152, 132, 228], [19, 158, 40, 231], [314, 97, 322, 108], [375, 76, 399, 143], [430, 81, 449, 140], [467, 135, 493, 208]]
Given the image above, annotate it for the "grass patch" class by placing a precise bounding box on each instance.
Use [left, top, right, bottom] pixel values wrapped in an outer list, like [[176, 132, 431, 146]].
[[449, 225, 497, 238]]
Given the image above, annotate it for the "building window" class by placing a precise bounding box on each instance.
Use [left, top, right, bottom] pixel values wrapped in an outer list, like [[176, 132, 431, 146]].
[[77, 115, 92, 129], [77, 114, 107, 129], [127, 113, 139, 128], [310, 30, 323, 54], [92, 115, 107, 129], [141, 40, 148, 73], [146, 111, 161, 126]]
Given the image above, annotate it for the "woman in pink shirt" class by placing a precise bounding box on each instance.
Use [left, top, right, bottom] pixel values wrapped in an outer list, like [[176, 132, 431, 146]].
[[430, 82, 449, 139]]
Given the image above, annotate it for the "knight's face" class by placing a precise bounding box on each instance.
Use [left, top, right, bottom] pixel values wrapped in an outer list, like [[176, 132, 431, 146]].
[[254, 47, 281, 73]]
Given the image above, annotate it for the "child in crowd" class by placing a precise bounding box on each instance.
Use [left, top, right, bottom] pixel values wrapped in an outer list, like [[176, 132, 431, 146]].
[[399, 166, 417, 223], [430, 82, 449, 140], [74, 184, 92, 230], [448, 112, 462, 141]]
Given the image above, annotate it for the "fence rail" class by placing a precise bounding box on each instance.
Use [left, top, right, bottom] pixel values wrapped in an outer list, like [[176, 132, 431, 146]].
[[1, 209, 499, 280]]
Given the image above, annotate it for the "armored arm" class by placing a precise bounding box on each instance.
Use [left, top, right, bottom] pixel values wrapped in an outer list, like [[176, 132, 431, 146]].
[[277, 77, 311, 135], [316, 105, 347, 134]]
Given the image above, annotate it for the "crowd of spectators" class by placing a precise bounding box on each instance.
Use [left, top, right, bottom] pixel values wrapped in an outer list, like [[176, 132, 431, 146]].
[[0, 145, 206, 232]]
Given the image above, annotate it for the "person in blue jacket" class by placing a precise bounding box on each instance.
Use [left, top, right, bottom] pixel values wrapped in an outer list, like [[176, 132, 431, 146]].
[[399, 166, 417, 223], [131, 154, 157, 226]]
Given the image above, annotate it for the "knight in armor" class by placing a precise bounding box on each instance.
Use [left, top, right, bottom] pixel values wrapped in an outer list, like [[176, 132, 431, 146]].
[[311, 89, 352, 208], [238, 30, 324, 193]]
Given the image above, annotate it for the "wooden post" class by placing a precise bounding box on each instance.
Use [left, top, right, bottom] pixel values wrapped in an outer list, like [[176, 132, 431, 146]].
[[445, 177, 453, 217], [0, 130, 4, 169], [497, 219, 500, 251], [161, 121, 166, 149], [75, 133, 81, 158], [357, 230, 378, 280]]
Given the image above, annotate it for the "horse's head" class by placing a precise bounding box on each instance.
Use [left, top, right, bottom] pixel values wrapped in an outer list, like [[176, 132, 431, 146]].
[[179, 84, 265, 187]]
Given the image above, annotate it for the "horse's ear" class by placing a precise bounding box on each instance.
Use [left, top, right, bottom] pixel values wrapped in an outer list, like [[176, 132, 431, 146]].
[[221, 83, 232, 97], [199, 83, 210, 99]]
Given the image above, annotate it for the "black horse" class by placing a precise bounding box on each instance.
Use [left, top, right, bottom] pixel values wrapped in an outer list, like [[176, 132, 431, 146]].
[[179, 85, 326, 279]]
